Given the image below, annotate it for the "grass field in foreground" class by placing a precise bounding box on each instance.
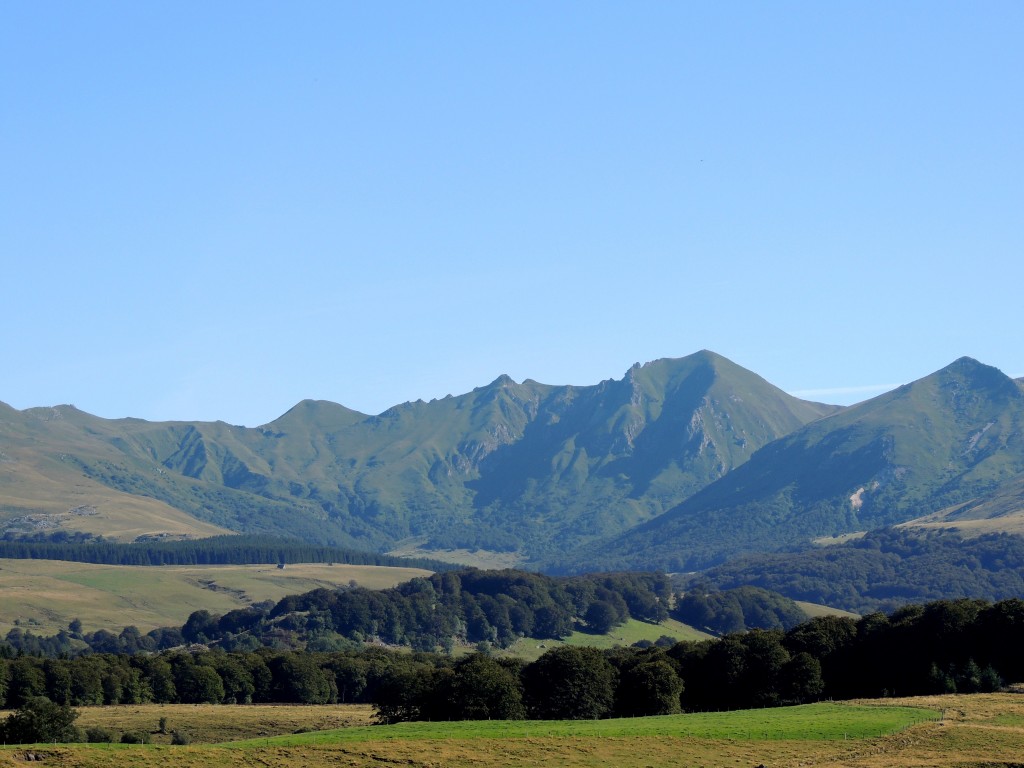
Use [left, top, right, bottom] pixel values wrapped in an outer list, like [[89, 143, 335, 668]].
[[227, 702, 937, 747], [21, 696, 1024, 768], [66, 703, 377, 744]]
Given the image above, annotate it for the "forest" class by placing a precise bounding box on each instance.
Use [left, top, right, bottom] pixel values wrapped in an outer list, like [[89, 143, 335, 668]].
[[697, 528, 1024, 613], [0, 596, 1019, 742], [3, 568, 674, 656]]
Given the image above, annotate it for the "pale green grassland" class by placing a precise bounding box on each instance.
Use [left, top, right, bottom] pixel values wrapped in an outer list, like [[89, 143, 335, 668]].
[[386, 540, 527, 569], [498, 618, 712, 661], [0, 447, 233, 542], [795, 600, 860, 619], [0, 559, 430, 635]]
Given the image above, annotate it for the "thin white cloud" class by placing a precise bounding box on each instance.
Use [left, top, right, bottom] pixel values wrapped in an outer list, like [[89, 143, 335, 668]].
[[789, 383, 901, 399]]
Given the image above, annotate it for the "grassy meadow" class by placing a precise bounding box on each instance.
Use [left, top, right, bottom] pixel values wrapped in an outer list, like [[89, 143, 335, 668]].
[[8, 695, 1009, 768], [0, 559, 431, 635], [498, 617, 712, 661]]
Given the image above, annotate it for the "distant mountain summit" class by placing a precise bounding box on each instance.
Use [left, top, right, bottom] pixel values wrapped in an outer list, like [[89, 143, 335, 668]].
[[0, 352, 836, 561], [577, 357, 1024, 572]]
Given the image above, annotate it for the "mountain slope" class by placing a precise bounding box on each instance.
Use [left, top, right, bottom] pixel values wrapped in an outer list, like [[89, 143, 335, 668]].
[[578, 357, 1024, 571], [0, 352, 836, 560], [0, 403, 233, 540], [903, 472, 1024, 536]]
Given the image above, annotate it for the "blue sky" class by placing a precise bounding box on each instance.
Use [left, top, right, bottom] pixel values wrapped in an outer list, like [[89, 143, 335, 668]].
[[2, 2, 1021, 426]]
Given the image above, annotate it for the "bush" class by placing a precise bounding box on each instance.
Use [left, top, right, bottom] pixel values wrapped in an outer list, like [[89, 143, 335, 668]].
[[170, 729, 192, 745], [0, 696, 80, 744], [120, 730, 152, 744], [85, 726, 116, 743]]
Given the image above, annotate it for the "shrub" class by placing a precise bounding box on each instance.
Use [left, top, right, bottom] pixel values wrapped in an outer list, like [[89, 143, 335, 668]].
[[170, 729, 192, 745], [120, 730, 152, 744], [0, 696, 80, 744], [85, 726, 116, 743]]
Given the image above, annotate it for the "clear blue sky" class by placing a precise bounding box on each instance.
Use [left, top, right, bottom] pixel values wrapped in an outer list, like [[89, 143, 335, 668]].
[[3, 2, 1021, 426]]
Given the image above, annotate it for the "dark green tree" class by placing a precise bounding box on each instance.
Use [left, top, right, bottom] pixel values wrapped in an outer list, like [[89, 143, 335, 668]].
[[174, 660, 225, 704], [0, 696, 80, 744], [780, 651, 824, 704], [432, 654, 526, 720], [6, 658, 46, 708], [206, 653, 255, 704], [585, 601, 621, 634], [271, 653, 335, 704], [182, 610, 219, 644], [615, 659, 683, 716], [523, 646, 615, 720]]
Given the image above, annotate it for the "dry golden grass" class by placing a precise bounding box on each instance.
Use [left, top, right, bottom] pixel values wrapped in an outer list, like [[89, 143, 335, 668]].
[[0, 560, 430, 635], [71, 703, 376, 744], [0, 448, 232, 542]]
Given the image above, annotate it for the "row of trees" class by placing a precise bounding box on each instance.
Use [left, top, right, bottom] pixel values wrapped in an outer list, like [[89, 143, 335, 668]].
[[0, 532, 450, 571], [1, 598, 1020, 721], [673, 585, 807, 634]]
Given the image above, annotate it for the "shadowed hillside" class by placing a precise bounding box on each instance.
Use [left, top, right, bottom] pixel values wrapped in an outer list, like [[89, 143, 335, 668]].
[[576, 357, 1024, 571]]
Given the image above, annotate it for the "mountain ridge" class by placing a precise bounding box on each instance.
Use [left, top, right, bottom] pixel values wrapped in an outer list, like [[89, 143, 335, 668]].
[[569, 356, 1024, 572], [0, 352, 837, 561]]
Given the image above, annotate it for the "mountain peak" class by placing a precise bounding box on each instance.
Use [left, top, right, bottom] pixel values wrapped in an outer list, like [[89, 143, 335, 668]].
[[266, 399, 367, 431], [477, 374, 517, 390], [929, 357, 1019, 398]]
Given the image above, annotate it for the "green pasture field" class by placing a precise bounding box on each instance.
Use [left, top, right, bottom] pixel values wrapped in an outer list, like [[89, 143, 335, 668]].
[[0, 559, 430, 635], [231, 701, 938, 746], [795, 600, 860, 619], [0, 698, 962, 768]]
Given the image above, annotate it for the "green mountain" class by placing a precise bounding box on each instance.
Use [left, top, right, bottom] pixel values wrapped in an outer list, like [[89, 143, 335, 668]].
[[0, 352, 836, 562], [579, 357, 1024, 572]]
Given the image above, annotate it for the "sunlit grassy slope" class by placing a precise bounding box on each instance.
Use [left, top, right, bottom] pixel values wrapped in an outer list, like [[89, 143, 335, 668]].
[[499, 618, 712, 661], [0, 559, 430, 634]]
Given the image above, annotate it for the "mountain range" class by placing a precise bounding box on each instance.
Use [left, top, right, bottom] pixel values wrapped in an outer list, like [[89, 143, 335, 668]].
[[2, 352, 1022, 573]]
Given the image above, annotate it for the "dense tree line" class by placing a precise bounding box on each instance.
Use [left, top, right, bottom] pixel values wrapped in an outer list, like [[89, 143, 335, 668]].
[[0, 532, 452, 571], [2, 569, 673, 658], [673, 586, 807, 635], [226, 569, 671, 651], [1, 597, 1020, 731], [695, 528, 1024, 614]]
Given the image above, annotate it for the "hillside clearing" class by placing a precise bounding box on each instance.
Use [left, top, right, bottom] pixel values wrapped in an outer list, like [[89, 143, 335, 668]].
[[496, 618, 712, 661]]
